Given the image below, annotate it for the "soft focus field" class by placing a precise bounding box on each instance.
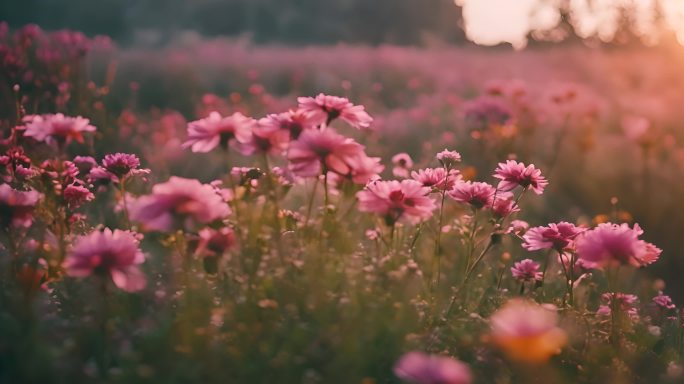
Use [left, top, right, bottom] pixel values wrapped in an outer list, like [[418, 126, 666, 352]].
[[2, 25, 684, 384]]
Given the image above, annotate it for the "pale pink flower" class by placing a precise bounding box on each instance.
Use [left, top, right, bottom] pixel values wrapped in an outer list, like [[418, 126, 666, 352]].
[[653, 291, 676, 310], [490, 194, 519, 219], [597, 292, 639, 318], [490, 299, 567, 363], [436, 150, 462, 169], [508, 220, 530, 235], [297, 93, 372, 129], [241, 124, 290, 155], [411, 168, 460, 192], [575, 223, 661, 268], [182, 111, 255, 153], [259, 110, 317, 140], [493, 160, 548, 195], [511, 259, 543, 282], [357, 180, 436, 225], [63, 228, 146, 292], [287, 128, 365, 178], [0, 184, 42, 227], [342, 154, 384, 185], [393, 352, 472, 384], [129, 176, 231, 232], [522, 222, 583, 252], [392, 152, 414, 178], [447, 181, 495, 209], [22, 113, 96, 144]]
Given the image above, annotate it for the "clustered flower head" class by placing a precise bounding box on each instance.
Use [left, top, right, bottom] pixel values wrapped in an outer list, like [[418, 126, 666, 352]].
[[357, 179, 436, 225], [63, 228, 146, 292], [494, 160, 548, 195], [393, 352, 472, 384], [575, 222, 661, 268]]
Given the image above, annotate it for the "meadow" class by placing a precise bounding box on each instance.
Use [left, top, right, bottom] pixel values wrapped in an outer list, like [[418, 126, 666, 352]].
[[2, 24, 684, 383]]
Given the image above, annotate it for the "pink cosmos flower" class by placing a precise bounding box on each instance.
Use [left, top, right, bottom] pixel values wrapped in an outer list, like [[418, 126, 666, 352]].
[[22, 113, 96, 144], [575, 223, 661, 268], [259, 110, 317, 140], [102, 153, 141, 178], [129, 176, 231, 232], [72, 155, 97, 174], [64, 229, 146, 292], [182, 111, 255, 153], [490, 193, 520, 219], [596, 292, 639, 318], [341, 154, 384, 185], [653, 291, 676, 310], [522, 222, 583, 252], [411, 168, 460, 192], [357, 180, 436, 225], [63, 183, 94, 208], [490, 299, 567, 363], [0, 184, 42, 227], [447, 181, 496, 209], [508, 220, 530, 235], [393, 352, 472, 384], [241, 124, 290, 155], [392, 152, 414, 178], [493, 160, 548, 195], [511, 259, 543, 282], [287, 128, 366, 178], [297, 93, 373, 129], [436, 150, 462, 169]]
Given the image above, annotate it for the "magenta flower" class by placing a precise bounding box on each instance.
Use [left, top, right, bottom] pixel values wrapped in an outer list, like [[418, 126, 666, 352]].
[[411, 168, 460, 192], [195, 227, 237, 258], [522, 222, 583, 252], [447, 181, 496, 209], [182, 111, 255, 153], [393, 352, 472, 384], [596, 292, 639, 318], [259, 110, 317, 140], [357, 180, 436, 225], [575, 223, 661, 268], [511, 259, 543, 282], [63, 183, 94, 208], [102, 153, 141, 178], [298, 93, 372, 129], [392, 152, 414, 178], [22, 113, 96, 144], [129, 176, 231, 232], [493, 160, 548, 195], [653, 291, 676, 310], [287, 128, 365, 178], [0, 184, 42, 227], [72, 155, 97, 174], [64, 229, 146, 292]]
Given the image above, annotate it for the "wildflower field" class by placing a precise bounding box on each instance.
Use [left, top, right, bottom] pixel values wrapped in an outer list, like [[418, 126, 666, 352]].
[[3, 23, 684, 384]]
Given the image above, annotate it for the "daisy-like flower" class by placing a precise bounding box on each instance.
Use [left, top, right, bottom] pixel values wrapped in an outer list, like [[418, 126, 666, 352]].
[[259, 110, 317, 140], [653, 291, 676, 310], [297, 93, 373, 129], [72, 155, 97, 174], [22, 113, 96, 144], [493, 160, 548, 195], [287, 128, 366, 178], [411, 168, 460, 192], [575, 222, 661, 268], [102, 153, 141, 178], [129, 176, 231, 232], [342, 154, 384, 185], [522, 222, 583, 252], [436, 150, 462, 169], [393, 351, 472, 384], [182, 111, 255, 153], [63, 228, 146, 292], [490, 194, 520, 219], [490, 299, 567, 363], [392, 152, 414, 178], [596, 292, 639, 318], [63, 183, 94, 208], [511, 259, 543, 282], [447, 181, 496, 209], [240, 124, 290, 155], [0, 184, 42, 227], [357, 179, 436, 225]]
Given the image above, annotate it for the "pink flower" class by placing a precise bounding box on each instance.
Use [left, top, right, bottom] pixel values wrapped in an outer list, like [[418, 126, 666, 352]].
[[129, 176, 231, 231], [357, 180, 436, 225], [393, 352, 472, 384], [259, 110, 317, 140], [195, 227, 236, 258], [493, 160, 548, 195], [511, 259, 543, 282], [64, 229, 146, 292], [447, 181, 495, 209], [22, 113, 96, 144], [63, 183, 94, 208], [508, 220, 530, 235], [241, 124, 290, 155], [411, 168, 460, 191], [392, 152, 414, 178], [102, 153, 141, 178], [597, 292, 639, 318], [0, 184, 42, 227], [72, 156, 97, 174], [522, 222, 583, 252], [287, 128, 365, 178], [490, 193, 520, 219], [463, 96, 512, 126], [297, 93, 372, 129], [575, 223, 661, 268], [436, 150, 462, 169], [653, 291, 676, 310], [341, 154, 384, 185], [182, 111, 255, 153]]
